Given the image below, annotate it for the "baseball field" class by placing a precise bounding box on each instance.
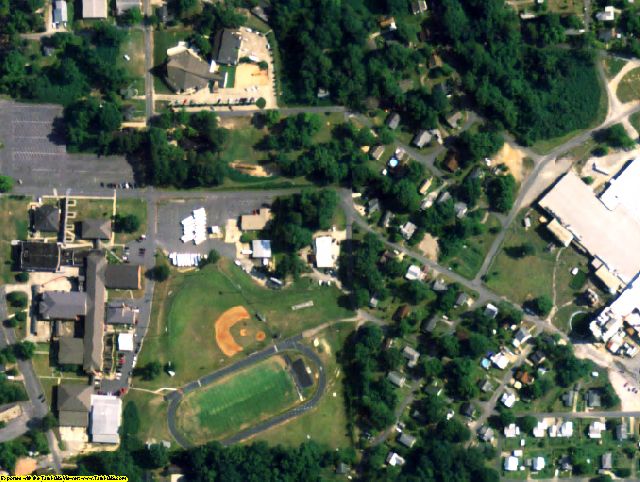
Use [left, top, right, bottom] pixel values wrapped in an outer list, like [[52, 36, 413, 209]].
[[175, 357, 299, 443]]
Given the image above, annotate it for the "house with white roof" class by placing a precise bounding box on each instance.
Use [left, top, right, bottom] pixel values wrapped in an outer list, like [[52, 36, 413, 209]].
[[588, 420, 606, 439], [501, 391, 516, 408], [251, 240, 272, 260], [503, 423, 520, 438], [532, 456, 545, 472], [490, 352, 509, 370], [532, 420, 548, 438], [314, 236, 336, 269], [405, 264, 423, 281], [386, 452, 405, 466], [504, 456, 519, 472]]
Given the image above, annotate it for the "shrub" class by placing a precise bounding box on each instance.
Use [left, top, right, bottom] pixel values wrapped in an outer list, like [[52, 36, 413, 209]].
[[256, 97, 266, 109], [14, 312, 26, 323], [114, 214, 140, 233], [6, 292, 27, 308], [14, 273, 29, 283]]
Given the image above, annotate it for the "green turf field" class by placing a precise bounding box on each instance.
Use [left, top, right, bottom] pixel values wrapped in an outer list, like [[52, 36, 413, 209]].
[[137, 258, 353, 388], [176, 357, 298, 443]]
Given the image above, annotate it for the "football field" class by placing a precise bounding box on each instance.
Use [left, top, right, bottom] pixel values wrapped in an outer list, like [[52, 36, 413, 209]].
[[176, 357, 299, 443]]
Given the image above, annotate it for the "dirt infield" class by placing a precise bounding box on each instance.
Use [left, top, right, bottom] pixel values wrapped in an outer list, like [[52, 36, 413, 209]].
[[215, 306, 251, 357]]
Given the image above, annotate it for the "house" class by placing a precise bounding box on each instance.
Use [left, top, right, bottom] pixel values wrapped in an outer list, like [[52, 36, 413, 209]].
[[336, 463, 350, 475], [104, 264, 142, 290], [58, 337, 84, 366], [503, 423, 520, 438], [386, 452, 405, 467], [504, 456, 519, 472], [402, 346, 420, 367], [484, 303, 499, 319], [419, 178, 433, 195], [601, 452, 613, 470], [20, 241, 61, 272], [529, 351, 546, 365], [558, 420, 573, 438], [446, 112, 464, 129], [598, 27, 616, 43], [105, 302, 136, 325], [437, 191, 452, 204], [39, 291, 87, 320], [490, 352, 508, 370], [515, 370, 533, 385], [411, 0, 427, 15], [424, 382, 443, 397], [444, 151, 460, 172], [398, 433, 416, 448], [400, 222, 417, 240], [562, 390, 576, 407], [500, 391, 516, 408], [587, 390, 602, 408], [432, 279, 447, 292], [251, 240, 272, 259], [241, 208, 271, 231], [379, 17, 397, 32], [370, 145, 385, 161], [429, 128, 443, 145], [596, 6, 615, 22], [90, 394, 122, 444], [616, 421, 627, 441], [460, 402, 474, 418], [314, 236, 336, 269], [394, 305, 411, 321], [456, 292, 473, 308], [82, 0, 107, 18], [52, 0, 68, 25], [454, 202, 468, 219], [212, 29, 242, 65], [386, 112, 400, 130], [412, 130, 432, 148], [81, 219, 112, 241], [478, 425, 494, 442], [478, 379, 493, 393], [382, 211, 394, 228], [532, 420, 548, 438], [512, 328, 531, 348], [115, 0, 140, 14], [166, 49, 221, 94], [58, 383, 93, 427], [588, 420, 606, 439], [387, 371, 406, 388], [532, 457, 545, 472], [368, 198, 380, 215]]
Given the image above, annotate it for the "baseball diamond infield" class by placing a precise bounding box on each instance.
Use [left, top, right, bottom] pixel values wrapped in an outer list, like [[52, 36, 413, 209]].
[[215, 306, 251, 357]]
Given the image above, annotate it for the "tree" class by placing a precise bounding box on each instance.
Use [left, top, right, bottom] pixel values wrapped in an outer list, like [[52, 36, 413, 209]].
[[519, 415, 538, 433], [532, 295, 553, 316], [13, 311, 26, 323], [150, 264, 169, 282], [604, 123, 635, 149], [0, 176, 14, 193], [498, 407, 515, 428], [601, 383, 620, 409], [6, 291, 27, 308], [256, 97, 266, 109], [146, 443, 169, 468], [142, 361, 162, 380], [14, 273, 28, 283], [421, 357, 443, 380], [487, 174, 517, 213], [12, 341, 35, 360], [113, 214, 140, 233]]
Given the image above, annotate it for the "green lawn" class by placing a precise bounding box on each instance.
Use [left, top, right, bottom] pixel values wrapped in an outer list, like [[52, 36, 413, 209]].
[[118, 30, 146, 97], [0, 196, 30, 283], [70, 197, 147, 244], [250, 322, 355, 449], [444, 213, 502, 279], [218, 65, 236, 88], [631, 112, 640, 134], [220, 119, 266, 165], [122, 390, 172, 443], [604, 57, 627, 79], [176, 356, 298, 444], [137, 258, 354, 388], [616, 67, 640, 103], [485, 210, 557, 305]]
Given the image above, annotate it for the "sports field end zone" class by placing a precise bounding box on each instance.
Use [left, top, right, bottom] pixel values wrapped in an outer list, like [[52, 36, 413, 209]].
[[249, 322, 355, 449], [175, 356, 299, 444], [136, 258, 354, 388]]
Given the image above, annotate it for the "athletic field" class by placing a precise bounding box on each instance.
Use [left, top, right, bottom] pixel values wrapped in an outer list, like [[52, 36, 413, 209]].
[[176, 357, 299, 443]]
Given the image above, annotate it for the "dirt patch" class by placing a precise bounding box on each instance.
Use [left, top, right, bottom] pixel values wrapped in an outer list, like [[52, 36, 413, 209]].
[[235, 64, 269, 89], [240, 328, 248, 337], [229, 162, 272, 177], [609, 370, 640, 411], [14, 457, 37, 476], [255, 330, 266, 341], [215, 306, 251, 357], [494, 143, 527, 182], [418, 233, 439, 261]]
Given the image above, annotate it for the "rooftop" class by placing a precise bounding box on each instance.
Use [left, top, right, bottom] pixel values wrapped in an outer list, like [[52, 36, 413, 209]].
[[90, 394, 122, 444], [212, 29, 242, 65], [39, 291, 87, 320], [58, 337, 85, 365], [104, 264, 142, 290], [33, 205, 60, 233], [166, 49, 220, 93], [241, 208, 271, 231], [81, 219, 112, 241], [20, 241, 61, 272], [82, 0, 107, 18], [84, 253, 106, 373], [314, 236, 336, 269]]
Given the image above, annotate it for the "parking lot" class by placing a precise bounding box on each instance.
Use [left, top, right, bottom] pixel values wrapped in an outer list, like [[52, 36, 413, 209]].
[[0, 101, 135, 191], [155, 192, 279, 259]]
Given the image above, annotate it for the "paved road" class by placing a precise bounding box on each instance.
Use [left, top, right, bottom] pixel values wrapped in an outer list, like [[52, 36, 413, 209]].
[[0, 403, 33, 442], [165, 336, 326, 448]]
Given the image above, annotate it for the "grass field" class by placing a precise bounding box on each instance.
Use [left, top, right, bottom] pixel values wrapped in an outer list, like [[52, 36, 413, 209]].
[[631, 112, 640, 134], [485, 210, 557, 304], [123, 390, 172, 443], [71, 197, 147, 244], [176, 356, 299, 443], [444, 213, 501, 279], [250, 322, 355, 449], [604, 57, 627, 79], [137, 258, 353, 388], [617, 67, 640, 104], [0, 196, 30, 283], [118, 30, 146, 97]]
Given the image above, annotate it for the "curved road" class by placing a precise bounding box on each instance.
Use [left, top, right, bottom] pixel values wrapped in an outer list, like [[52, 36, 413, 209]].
[[165, 335, 326, 448]]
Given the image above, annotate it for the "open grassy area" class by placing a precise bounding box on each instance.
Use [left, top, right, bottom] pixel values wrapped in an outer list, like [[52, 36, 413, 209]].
[[70, 197, 147, 244], [176, 356, 299, 444], [218, 65, 236, 88], [444, 213, 502, 279], [485, 210, 557, 305], [0, 196, 30, 283], [123, 390, 172, 443], [219, 118, 266, 165], [152, 29, 191, 94], [604, 57, 627, 79], [616, 67, 640, 103], [250, 322, 355, 449], [118, 30, 146, 97], [631, 112, 640, 134], [137, 258, 353, 388]]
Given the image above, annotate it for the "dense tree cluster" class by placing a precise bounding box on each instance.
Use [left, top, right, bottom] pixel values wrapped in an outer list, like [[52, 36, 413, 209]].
[[341, 324, 398, 431], [0, 0, 45, 35], [535, 335, 593, 387], [433, 0, 602, 145]]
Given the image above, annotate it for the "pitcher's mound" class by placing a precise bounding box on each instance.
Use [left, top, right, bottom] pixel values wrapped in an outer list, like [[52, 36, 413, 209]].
[[240, 328, 248, 337], [215, 306, 250, 357], [256, 331, 266, 341]]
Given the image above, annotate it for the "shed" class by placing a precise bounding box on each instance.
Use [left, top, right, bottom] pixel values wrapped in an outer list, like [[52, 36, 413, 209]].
[[601, 452, 612, 470]]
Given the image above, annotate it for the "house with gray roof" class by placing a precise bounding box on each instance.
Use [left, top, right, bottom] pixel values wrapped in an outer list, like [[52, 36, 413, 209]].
[[105, 302, 136, 325], [398, 432, 416, 448], [33, 205, 60, 233], [386, 112, 400, 130], [387, 371, 406, 387], [104, 264, 142, 290], [57, 383, 92, 427], [412, 130, 432, 148], [39, 292, 87, 320], [58, 337, 85, 365], [212, 29, 242, 65], [20, 241, 61, 272], [81, 220, 112, 241], [587, 389, 602, 408], [601, 452, 612, 470]]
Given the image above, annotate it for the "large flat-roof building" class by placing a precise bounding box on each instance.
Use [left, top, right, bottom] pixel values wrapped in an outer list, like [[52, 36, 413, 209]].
[[20, 242, 61, 272], [82, 0, 107, 18], [90, 394, 122, 444]]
